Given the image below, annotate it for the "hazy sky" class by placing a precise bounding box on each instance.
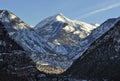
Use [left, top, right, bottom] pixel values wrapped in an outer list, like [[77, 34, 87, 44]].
[[1, 0, 120, 26]]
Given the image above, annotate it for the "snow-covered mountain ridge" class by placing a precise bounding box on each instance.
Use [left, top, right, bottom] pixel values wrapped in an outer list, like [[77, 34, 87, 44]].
[[0, 10, 31, 33], [1, 10, 119, 74]]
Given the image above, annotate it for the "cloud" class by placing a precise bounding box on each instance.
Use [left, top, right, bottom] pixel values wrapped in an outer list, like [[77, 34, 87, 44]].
[[80, 3, 120, 18]]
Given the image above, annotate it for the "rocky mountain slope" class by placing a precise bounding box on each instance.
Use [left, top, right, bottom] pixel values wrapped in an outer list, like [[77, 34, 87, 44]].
[[0, 22, 23, 52], [65, 17, 120, 80], [0, 10, 43, 53], [0, 21, 56, 81], [0, 19, 40, 81]]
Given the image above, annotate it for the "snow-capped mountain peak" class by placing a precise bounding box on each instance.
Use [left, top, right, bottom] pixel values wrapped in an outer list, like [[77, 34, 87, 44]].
[[35, 13, 70, 29], [35, 13, 98, 40], [53, 13, 71, 22]]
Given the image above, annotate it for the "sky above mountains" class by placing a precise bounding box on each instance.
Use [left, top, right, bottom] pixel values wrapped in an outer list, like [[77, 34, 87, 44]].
[[1, 0, 120, 26]]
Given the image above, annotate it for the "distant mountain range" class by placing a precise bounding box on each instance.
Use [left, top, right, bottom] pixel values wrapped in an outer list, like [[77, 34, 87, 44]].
[[0, 10, 120, 80]]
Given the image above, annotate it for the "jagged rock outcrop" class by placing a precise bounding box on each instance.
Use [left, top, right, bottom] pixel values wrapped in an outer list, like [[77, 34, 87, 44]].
[[65, 19, 120, 80]]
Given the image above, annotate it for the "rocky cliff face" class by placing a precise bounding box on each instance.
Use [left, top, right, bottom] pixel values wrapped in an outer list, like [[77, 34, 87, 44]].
[[65, 19, 120, 80]]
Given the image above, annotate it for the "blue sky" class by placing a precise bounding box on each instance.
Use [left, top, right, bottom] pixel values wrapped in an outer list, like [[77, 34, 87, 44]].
[[1, 0, 120, 26]]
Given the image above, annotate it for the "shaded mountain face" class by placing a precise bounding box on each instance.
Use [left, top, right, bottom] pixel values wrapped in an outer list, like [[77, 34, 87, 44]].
[[0, 22, 23, 52], [65, 19, 120, 80], [0, 21, 41, 81]]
